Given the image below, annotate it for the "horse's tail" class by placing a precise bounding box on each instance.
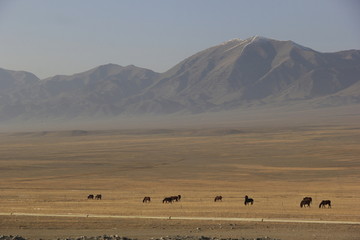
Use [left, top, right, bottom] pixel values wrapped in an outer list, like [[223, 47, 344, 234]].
[[319, 202, 322, 208]]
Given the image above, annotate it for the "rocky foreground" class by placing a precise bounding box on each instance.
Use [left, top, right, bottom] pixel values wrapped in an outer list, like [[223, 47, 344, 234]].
[[0, 235, 279, 240]]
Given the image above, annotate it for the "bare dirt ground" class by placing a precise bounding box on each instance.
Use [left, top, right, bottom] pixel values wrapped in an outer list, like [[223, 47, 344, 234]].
[[0, 124, 360, 239], [1, 215, 359, 240]]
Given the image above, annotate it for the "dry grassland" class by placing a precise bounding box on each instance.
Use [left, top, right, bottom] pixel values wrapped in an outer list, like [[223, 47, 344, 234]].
[[0, 125, 360, 239]]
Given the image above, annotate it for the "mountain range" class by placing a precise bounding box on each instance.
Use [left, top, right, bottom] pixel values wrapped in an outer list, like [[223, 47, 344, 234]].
[[1, 36, 360, 125]]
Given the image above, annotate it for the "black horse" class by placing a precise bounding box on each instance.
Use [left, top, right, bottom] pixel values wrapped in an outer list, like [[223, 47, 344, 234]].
[[303, 197, 312, 205], [319, 200, 331, 208], [162, 197, 173, 203], [300, 197, 312, 208], [244, 195, 254, 205], [87, 194, 94, 199], [168, 195, 181, 202], [214, 196, 223, 202], [95, 194, 102, 200], [171, 195, 181, 202], [143, 196, 151, 203]]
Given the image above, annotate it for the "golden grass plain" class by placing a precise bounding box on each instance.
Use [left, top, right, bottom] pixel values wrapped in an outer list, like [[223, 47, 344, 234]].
[[0, 125, 360, 239]]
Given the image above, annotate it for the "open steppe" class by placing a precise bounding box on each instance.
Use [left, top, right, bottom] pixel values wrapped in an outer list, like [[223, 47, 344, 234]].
[[0, 124, 360, 239]]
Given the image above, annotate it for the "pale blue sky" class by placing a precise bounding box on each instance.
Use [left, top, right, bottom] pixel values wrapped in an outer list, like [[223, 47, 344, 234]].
[[0, 0, 359, 79]]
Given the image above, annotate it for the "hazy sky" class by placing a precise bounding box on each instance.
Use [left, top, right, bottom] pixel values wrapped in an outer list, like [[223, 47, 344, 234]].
[[1, 0, 359, 79]]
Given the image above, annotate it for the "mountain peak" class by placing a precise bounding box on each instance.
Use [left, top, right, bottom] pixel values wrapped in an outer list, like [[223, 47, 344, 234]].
[[237, 36, 314, 52], [218, 36, 277, 49], [1, 37, 359, 122], [95, 63, 123, 70]]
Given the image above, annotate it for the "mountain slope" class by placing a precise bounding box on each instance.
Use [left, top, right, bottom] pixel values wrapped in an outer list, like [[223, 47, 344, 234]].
[[125, 36, 360, 113], [0, 68, 39, 93], [0, 36, 359, 122], [0, 64, 160, 120]]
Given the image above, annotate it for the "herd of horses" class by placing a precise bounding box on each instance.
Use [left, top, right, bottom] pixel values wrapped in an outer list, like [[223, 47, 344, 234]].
[[87, 194, 102, 200], [87, 194, 332, 208], [142, 195, 183, 203], [300, 197, 332, 208], [215, 195, 254, 206]]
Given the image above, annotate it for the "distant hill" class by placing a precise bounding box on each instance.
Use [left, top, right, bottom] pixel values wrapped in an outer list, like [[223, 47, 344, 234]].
[[0, 36, 359, 123]]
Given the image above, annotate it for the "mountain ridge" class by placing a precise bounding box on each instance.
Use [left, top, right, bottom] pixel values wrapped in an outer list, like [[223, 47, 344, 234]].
[[1, 36, 359, 123]]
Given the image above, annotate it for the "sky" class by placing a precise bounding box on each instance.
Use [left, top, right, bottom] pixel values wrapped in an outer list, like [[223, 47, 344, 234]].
[[0, 0, 359, 79]]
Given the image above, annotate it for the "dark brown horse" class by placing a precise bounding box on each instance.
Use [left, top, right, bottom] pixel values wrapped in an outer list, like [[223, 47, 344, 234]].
[[143, 196, 151, 203], [162, 197, 173, 203], [244, 195, 254, 205], [319, 200, 331, 208], [170, 195, 181, 202], [214, 196, 223, 202], [87, 194, 94, 199], [95, 194, 102, 200], [303, 197, 312, 205], [300, 197, 312, 208]]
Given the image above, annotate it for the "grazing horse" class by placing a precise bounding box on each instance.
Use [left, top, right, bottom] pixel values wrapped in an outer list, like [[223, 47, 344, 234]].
[[162, 197, 173, 203], [244, 195, 254, 205], [87, 194, 94, 199], [300, 197, 312, 208], [169, 195, 181, 202], [171, 195, 181, 202], [95, 194, 102, 200], [214, 196, 223, 202], [303, 197, 312, 205], [319, 200, 331, 208], [143, 196, 151, 203]]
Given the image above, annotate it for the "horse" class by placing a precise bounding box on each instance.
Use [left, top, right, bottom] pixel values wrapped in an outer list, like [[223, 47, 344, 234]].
[[303, 197, 312, 205], [244, 195, 254, 205], [87, 194, 94, 199], [170, 195, 181, 202], [214, 196, 223, 202], [143, 196, 151, 203], [319, 200, 331, 208], [95, 194, 102, 200], [300, 197, 312, 208], [168, 195, 180, 202], [162, 197, 173, 203]]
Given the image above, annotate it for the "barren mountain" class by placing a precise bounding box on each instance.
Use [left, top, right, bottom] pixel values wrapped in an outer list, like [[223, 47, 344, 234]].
[[0, 64, 159, 120], [0, 68, 39, 93], [124, 36, 360, 113], [0, 36, 359, 123]]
